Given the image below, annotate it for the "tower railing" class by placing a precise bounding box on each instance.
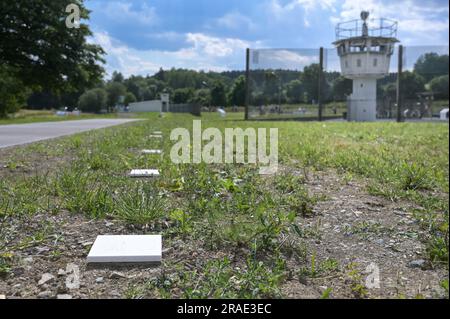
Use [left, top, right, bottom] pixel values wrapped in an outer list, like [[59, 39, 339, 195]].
[[336, 18, 398, 40]]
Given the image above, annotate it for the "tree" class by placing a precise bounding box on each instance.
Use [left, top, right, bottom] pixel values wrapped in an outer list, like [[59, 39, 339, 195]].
[[300, 64, 329, 103], [78, 88, 107, 113], [382, 83, 397, 100], [106, 82, 126, 111], [111, 71, 124, 83], [0, 1, 105, 93], [173, 88, 194, 104], [429, 75, 449, 100], [27, 91, 61, 110], [0, 66, 30, 117], [414, 53, 449, 83], [401, 71, 426, 99], [124, 92, 137, 106], [228, 76, 246, 106], [382, 72, 426, 100], [191, 89, 211, 106], [263, 72, 280, 104], [286, 80, 304, 104], [331, 76, 352, 101], [154, 68, 166, 82], [210, 81, 227, 107]]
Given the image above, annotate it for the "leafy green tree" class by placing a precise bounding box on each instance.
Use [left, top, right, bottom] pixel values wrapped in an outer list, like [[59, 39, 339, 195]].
[[173, 88, 194, 104], [381, 83, 397, 100], [300, 64, 329, 103], [429, 75, 449, 100], [228, 76, 246, 106], [414, 53, 449, 83], [401, 71, 426, 99], [331, 76, 352, 101], [286, 80, 304, 104], [140, 87, 155, 101], [263, 72, 280, 104], [27, 91, 61, 110], [111, 71, 125, 83], [154, 68, 166, 82], [211, 81, 227, 107], [0, 1, 105, 93], [124, 92, 137, 106], [106, 82, 126, 110], [191, 89, 211, 106], [381, 72, 426, 100], [0, 66, 30, 117], [78, 88, 107, 113]]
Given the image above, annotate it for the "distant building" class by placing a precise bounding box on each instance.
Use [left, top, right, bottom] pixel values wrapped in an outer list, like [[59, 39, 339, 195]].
[[128, 93, 171, 113], [128, 100, 163, 113], [440, 108, 449, 120]]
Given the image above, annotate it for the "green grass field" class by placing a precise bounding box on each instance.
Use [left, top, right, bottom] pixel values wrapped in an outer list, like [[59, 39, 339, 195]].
[[0, 109, 119, 125], [0, 113, 448, 298]]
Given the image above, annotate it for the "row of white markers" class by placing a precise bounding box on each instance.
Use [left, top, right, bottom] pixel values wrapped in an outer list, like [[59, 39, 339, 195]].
[[86, 131, 164, 264]]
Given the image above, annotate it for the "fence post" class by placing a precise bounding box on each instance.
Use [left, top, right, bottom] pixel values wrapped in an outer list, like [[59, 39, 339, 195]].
[[396, 45, 404, 123], [245, 48, 250, 121], [318, 47, 324, 121]]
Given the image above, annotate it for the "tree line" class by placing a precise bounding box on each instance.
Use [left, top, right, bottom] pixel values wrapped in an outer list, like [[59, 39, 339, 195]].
[[1, 1, 448, 117]]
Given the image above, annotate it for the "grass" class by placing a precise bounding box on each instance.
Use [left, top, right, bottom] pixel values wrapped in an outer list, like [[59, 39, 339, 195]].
[[0, 109, 119, 125], [0, 112, 448, 298]]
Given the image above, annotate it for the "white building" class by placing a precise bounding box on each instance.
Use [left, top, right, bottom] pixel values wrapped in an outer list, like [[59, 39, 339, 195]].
[[128, 93, 170, 113], [334, 11, 399, 122], [440, 108, 449, 120], [128, 100, 162, 113]]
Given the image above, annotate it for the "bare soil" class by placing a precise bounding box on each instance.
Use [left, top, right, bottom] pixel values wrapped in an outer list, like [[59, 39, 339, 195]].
[[0, 146, 448, 299]]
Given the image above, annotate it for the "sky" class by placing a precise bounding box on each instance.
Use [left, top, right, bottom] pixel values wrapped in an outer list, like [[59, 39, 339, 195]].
[[85, 0, 450, 77]]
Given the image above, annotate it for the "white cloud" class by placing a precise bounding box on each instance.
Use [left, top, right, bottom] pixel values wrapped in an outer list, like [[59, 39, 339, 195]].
[[103, 1, 159, 26], [251, 49, 319, 70], [268, 0, 337, 26], [89, 31, 260, 77], [331, 0, 449, 45], [216, 12, 258, 31], [89, 31, 161, 77], [185, 33, 250, 57]]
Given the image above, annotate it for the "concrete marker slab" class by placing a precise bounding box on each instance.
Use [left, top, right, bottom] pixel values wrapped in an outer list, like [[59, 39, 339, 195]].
[[87, 235, 162, 263], [129, 169, 160, 177], [141, 149, 162, 155]]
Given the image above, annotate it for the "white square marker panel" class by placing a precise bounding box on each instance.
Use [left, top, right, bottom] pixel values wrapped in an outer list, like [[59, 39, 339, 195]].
[[87, 235, 162, 263], [141, 149, 162, 155], [129, 169, 160, 177]]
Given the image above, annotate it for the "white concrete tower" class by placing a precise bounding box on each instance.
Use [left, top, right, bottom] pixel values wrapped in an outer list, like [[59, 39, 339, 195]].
[[334, 11, 399, 122]]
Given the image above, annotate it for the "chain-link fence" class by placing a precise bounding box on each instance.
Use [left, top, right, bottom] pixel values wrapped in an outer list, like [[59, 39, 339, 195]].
[[400, 46, 449, 119], [247, 48, 328, 121], [246, 45, 449, 121]]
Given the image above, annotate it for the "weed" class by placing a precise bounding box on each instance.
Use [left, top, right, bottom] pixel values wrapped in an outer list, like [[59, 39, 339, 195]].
[[113, 183, 166, 225]]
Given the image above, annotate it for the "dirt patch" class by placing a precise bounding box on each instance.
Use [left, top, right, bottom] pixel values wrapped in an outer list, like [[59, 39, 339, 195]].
[[0, 140, 76, 180], [0, 170, 447, 299], [279, 168, 448, 299]]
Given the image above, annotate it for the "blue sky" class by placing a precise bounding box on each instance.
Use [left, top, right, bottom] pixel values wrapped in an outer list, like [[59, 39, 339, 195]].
[[85, 0, 449, 77]]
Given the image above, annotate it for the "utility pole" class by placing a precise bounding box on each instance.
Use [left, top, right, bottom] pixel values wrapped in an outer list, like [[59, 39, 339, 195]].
[[318, 47, 324, 121], [396, 45, 404, 123], [245, 48, 250, 121]]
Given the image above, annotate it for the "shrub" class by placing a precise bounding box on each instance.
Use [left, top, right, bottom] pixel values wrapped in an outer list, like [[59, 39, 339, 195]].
[[78, 88, 107, 113]]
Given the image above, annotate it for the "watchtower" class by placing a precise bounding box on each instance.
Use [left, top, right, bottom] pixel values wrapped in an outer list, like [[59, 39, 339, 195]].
[[334, 11, 399, 121]]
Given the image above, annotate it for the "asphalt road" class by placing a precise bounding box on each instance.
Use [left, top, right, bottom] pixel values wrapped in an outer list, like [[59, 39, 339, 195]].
[[0, 119, 140, 149]]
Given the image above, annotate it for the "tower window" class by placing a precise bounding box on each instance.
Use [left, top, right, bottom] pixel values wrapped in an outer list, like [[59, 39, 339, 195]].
[[345, 60, 349, 68], [373, 58, 378, 67], [357, 59, 362, 67]]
